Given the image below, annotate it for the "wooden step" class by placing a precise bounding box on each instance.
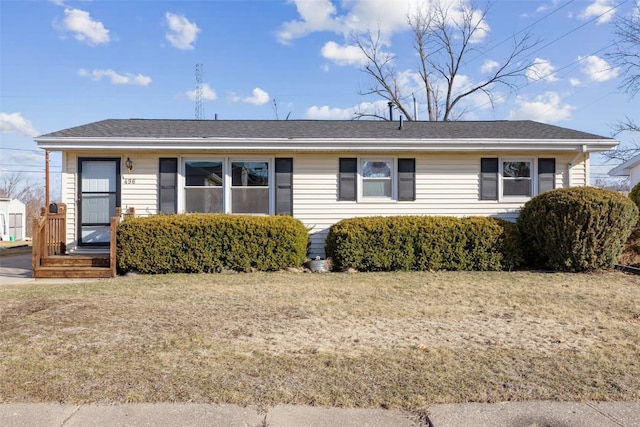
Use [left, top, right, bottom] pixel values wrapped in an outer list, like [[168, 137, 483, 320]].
[[33, 266, 113, 279], [42, 255, 110, 268]]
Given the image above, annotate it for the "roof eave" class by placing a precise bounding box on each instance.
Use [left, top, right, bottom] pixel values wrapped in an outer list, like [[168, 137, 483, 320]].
[[35, 137, 619, 152], [608, 154, 640, 177]]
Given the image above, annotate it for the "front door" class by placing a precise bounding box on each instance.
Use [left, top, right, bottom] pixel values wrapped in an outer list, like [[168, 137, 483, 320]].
[[78, 158, 121, 246]]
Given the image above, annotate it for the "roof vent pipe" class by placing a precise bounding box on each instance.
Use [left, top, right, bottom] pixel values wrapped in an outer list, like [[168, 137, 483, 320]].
[[388, 101, 393, 121], [214, 113, 218, 120], [398, 115, 403, 130]]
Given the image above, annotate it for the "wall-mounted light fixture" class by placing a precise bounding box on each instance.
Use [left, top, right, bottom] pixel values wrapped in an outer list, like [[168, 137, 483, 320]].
[[125, 157, 134, 173]]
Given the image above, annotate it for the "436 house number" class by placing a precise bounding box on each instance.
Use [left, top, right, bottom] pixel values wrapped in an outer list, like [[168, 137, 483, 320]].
[[123, 178, 136, 185]]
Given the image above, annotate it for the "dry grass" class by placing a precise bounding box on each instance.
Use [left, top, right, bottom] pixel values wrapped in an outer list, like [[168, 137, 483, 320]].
[[1, 271, 639, 409]]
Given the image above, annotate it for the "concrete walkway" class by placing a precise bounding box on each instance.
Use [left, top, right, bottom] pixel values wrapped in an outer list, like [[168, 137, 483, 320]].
[[0, 253, 34, 285], [0, 401, 638, 427]]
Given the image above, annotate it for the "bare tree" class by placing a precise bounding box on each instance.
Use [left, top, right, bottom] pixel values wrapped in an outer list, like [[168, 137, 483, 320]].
[[607, 2, 640, 97], [603, 4, 640, 162], [354, 0, 537, 121]]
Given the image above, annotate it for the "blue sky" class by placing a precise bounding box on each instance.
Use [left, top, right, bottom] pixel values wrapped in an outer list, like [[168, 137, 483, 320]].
[[1, 0, 639, 193]]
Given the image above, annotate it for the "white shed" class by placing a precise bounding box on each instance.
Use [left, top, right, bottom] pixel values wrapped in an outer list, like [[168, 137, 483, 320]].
[[0, 198, 26, 241], [609, 153, 640, 188]]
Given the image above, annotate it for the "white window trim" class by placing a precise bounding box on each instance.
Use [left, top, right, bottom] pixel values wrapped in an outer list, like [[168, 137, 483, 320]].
[[178, 157, 274, 215], [498, 157, 536, 202], [358, 157, 397, 202]]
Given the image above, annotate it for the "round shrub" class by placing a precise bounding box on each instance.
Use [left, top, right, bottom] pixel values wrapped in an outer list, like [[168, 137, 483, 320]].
[[517, 187, 639, 272], [629, 181, 640, 212]]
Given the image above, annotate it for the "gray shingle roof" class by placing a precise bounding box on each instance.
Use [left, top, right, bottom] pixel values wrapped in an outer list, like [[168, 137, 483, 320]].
[[38, 119, 612, 141]]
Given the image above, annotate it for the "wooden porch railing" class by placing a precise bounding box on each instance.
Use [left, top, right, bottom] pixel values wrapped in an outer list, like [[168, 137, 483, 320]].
[[32, 203, 67, 271]]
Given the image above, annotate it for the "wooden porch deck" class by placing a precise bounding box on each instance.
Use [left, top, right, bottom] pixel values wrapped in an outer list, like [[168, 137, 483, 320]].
[[31, 205, 131, 279]]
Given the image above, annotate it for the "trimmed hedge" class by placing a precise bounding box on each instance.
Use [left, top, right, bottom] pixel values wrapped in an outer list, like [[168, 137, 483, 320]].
[[518, 186, 639, 272], [116, 214, 309, 274], [325, 216, 521, 272], [630, 181, 640, 212]]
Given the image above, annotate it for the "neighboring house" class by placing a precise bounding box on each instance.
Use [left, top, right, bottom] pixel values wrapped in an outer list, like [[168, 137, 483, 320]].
[[35, 119, 618, 257], [609, 153, 640, 188], [0, 198, 26, 241]]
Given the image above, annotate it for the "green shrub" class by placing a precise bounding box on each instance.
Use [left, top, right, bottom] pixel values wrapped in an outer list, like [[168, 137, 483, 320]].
[[518, 186, 639, 272], [630, 181, 640, 212], [325, 216, 520, 272], [116, 214, 309, 274]]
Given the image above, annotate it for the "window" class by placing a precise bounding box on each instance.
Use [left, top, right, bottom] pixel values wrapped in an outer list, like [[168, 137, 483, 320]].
[[502, 160, 532, 197], [184, 160, 223, 213], [362, 160, 392, 198], [480, 157, 556, 200], [231, 161, 269, 214], [338, 157, 416, 202]]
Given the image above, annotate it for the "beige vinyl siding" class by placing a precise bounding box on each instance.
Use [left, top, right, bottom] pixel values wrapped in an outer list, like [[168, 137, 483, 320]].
[[568, 153, 589, 186], [58, 150, 588, 256], [120, 153, 160, 217], [294, 152, 584, 257], [61, 152, 76, 247], [61, 152, 161, 250]]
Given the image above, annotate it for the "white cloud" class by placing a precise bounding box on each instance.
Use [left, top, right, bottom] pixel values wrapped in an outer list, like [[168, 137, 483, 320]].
[[185, 84, 217, 101], [578, 55, 619, 82], [78, 68, 151, 86], [526, 58, 558, 82], [578, 0, 616, 24], [57, 8, 110, 45], [243, 88, 270, 105], [569, 77, 582, 86], [277, 0, 489, 44], [306, 101, 389, 120], [0, 112, 40, 137], [321, 41, 367, 66], [480, 59, 499, 73], [508, 92, 574, 123], [165, 12, 200, 50], [230, 88, 271, 105]]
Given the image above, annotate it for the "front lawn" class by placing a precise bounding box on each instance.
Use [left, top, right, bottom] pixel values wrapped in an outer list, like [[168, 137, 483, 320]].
[[0, 271, 638, 409]]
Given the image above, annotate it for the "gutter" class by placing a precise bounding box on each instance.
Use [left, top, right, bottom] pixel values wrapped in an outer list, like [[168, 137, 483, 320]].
[[34, 137, 618, 153]]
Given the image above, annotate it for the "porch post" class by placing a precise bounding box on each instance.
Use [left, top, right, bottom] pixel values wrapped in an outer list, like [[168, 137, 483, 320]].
[[45, 150, 50, 209]]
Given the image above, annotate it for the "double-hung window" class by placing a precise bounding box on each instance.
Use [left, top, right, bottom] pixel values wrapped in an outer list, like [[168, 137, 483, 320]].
[[502, 160, 532, 197], [480, 157, 556, 201], [361, 159, 393, 198], [184, 160, 223, 213], [231, 161, 269, 214], [338, 157, 416, 202]]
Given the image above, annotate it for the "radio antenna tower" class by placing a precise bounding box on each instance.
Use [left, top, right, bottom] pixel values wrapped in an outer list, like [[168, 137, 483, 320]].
[[195, 63, 204, 120]]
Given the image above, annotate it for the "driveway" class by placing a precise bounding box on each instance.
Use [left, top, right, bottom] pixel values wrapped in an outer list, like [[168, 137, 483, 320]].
[[0, 253, 34, 285]]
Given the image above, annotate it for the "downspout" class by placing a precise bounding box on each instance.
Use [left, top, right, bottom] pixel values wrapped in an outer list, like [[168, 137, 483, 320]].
[[568, 144, 587, 187]]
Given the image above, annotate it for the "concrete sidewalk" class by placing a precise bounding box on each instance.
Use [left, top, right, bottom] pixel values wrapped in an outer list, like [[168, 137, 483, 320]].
[[0, 253, 34, 285], [0, 401, 638, 427]]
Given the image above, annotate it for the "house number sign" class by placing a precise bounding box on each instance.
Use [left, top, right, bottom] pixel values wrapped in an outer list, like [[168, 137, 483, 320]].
[[123, 178, 136, 185]]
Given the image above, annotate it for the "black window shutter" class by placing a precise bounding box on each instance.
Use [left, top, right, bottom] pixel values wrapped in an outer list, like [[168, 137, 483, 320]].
[[480, 158, 498, 200], [275, 158, 293, 215], [538, 158, 556, 194], [338, 158, 357, 201], [397, 158, 416, 201], [159, 158, 177, 214]]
